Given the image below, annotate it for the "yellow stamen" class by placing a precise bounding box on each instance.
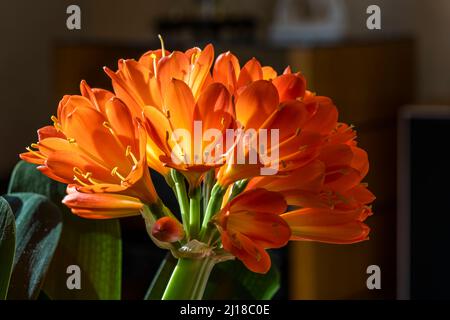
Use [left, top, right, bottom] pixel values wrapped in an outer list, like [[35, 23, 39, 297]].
[[73, 175, 89, 187], [73, 167, 84, 176], [150, 53, 157, 76], [111, 166, 126, 181], [125, 146, 138, 165], [30, 143, 40, 149], [51, 115, 63, 131], [67, 138, 76, 144], [158, 34, 166, 57], [166, 110, 171, 119], [25, 147, 46, 160]]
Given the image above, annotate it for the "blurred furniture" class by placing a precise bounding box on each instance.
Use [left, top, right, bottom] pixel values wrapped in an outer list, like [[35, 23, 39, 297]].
[[287, 40, 413, 299], [53, 38, 413, 299], [398, 105, 450, 299]]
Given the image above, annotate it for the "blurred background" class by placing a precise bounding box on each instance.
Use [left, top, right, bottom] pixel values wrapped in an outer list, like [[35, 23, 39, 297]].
[[1, 0, 450, 299]]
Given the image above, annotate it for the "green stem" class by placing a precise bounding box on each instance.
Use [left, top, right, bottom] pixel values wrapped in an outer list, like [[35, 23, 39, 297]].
[[228, 179, 249, 202], [189, 187, 201, 239], [170, 170, 190, 238], [199, 183, 225, 241], [202, 169, 215, 212], [162, 258, 216, 300]]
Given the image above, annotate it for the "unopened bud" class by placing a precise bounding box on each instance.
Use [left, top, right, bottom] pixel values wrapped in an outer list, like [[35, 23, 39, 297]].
[[151, 217, 185, 243]]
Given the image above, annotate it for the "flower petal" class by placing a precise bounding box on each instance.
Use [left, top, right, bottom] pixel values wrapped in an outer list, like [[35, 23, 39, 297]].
[[272, 73, 306, 102], [281, 207, 370, 244], [235, 80, 279, 130], [188, 43, 214, 99], [213, 51, 240, 93], [221, 232, 271, 274]]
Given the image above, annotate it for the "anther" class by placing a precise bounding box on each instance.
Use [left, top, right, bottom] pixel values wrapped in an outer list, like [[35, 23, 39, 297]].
[[67, 138, 76, 144], [30, 143, 39, 149], [73, 175, 89, 187], [111, 167, 126, 181]]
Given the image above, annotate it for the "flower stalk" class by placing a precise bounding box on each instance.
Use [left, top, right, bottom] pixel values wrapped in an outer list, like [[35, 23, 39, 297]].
[[162, 257, 216, 300]]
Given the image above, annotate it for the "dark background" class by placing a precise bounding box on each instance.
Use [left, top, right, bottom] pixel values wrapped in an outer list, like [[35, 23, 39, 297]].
[[1, 0, 449, 299]]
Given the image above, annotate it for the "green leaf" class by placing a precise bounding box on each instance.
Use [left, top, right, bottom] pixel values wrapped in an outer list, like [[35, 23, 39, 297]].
[[144, 253, 177, 300], [204, 258, 280, 300], [0, 197, 16, 299], [8, 161, 122, 300], [4, 193, 62, 299]]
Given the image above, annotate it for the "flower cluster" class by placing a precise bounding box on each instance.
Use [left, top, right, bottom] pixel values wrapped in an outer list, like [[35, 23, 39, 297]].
[[21, 41, 374, 273]]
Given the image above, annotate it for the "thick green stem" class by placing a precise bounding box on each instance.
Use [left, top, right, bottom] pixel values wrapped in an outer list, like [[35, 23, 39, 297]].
[[199, 183, 225, 241], [162, 258, 216, 300], [170, 170, 190, 237], [189, 187, 201, 239]]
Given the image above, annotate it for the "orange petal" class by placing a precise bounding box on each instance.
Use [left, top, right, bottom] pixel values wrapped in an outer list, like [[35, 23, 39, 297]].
[[45, 149, 113, 183], [237, 58, 263, 89], [235, 80, 279, 130], [213, 51, 240, 93], [57, 95, 92, 121], [229, 188, 287, 215], [188, 43, 214, 99], [164, 79, 195, 132], [247, 160, 325, 193], [272, 73, 306, 102], [104, 97, 136, 150], [221, 232, 272, 274], [281, 207, 370, 244], [193, 82, 234, 132], [63, 189, 143, 210], [227, 210, 291, 248], [302, 96, 338, 134], [62, 106, 129, 170], [80, 80, 114, 113], [157, 51, 190, 95], [351, 147, 369, 178], [262, 66, 277, 80], [37, 126, 65, 140]]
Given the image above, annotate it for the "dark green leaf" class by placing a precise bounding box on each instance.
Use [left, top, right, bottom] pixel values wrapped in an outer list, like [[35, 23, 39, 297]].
[[8, 161, 122, 299], [204, 258, 280, 300], [4, 193, 62, 299], [0, 197, 16, 299], [144, 253, 177, 300]]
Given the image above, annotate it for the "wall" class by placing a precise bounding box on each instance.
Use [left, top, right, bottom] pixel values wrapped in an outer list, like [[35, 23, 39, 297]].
[[0, 0, 449, 179]]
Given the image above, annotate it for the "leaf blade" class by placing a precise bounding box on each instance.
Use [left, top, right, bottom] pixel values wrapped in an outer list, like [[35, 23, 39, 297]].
[[8, 161, 122, 300], [0, 197, 16, 299]]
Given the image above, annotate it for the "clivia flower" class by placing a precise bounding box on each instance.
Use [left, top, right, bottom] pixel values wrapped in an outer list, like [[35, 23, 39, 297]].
[[20, 81, 158, 218], [20, 39, 375, 300]]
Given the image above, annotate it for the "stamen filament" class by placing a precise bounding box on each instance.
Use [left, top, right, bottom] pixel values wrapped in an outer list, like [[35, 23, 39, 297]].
[[158, 34, 166, 57], [125, 146, 138, 165], [25, 147, 46, 160]]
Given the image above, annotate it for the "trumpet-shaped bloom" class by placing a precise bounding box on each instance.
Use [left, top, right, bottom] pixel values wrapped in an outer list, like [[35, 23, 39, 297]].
[[20, 81, 158, 218], [214, 189, 291, 273]]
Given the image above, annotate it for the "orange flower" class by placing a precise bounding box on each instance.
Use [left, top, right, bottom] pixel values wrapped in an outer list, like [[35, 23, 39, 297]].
[[104, 44, 216, 178], [105, 44, 236, 187], [244, 122, 375, 245], [213, 189, 291, 273], [216, 83, 333, 187], [20, 81, 158, 218]]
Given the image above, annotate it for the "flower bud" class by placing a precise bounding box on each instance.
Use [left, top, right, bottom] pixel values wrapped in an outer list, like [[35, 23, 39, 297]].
[[151, 217, 185, 243]]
